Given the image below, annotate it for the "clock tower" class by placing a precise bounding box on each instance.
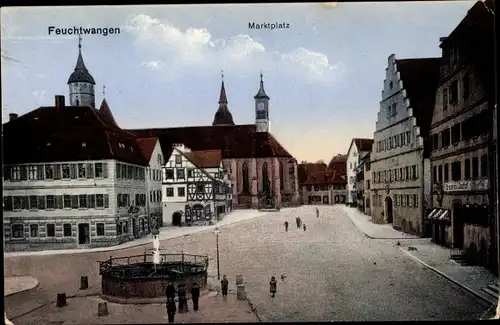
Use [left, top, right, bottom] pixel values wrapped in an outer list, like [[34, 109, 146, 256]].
[[254, 72, 270, 133]]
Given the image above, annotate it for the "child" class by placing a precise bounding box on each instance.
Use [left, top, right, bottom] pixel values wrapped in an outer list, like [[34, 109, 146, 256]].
[[166, 297, 176, 324], [269, 276, 277, 297], [284, 221, 289, 231], [221, 275, 229, 297]]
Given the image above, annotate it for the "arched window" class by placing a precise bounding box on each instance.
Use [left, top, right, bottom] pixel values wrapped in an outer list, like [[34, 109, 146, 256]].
[[279, 161, 284, 191], [262, 162, 269, 194], [242, 162, 249, 192]]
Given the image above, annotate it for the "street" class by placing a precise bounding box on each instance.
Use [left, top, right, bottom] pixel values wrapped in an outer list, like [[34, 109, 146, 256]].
[[5, 206, 490, 323]]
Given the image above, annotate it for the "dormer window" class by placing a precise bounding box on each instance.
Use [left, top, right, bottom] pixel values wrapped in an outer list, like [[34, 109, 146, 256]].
[[82, 142, 86, 147], [118, 142, 125, 149]]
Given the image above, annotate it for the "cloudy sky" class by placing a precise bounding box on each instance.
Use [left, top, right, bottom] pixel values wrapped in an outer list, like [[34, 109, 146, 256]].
[[1, 2, 475, 162]]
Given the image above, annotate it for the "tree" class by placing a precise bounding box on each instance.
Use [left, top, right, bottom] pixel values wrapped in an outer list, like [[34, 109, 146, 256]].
[[316, 160, 325, 164]]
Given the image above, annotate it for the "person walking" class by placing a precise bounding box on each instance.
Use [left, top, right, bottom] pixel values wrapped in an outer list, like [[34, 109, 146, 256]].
[[177, 284, 188, 313], [316, 207, 319, 218], [269, 276, 277, 297], [191, 282, 200, 311], [284, 221, 289, 232], [303, 224, 307, 231], [221, 275, 229, 297], [166, 297, 176, 324], [166, 281, 176, 300]]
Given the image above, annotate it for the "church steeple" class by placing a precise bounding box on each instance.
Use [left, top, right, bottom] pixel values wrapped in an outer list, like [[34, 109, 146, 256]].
[[213, 70, 235, 126], [255, 72, 270, 133], [67, 35, 96, 107]]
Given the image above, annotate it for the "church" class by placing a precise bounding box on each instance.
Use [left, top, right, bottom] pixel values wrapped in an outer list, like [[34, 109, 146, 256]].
[[128, 72, 301, 209]]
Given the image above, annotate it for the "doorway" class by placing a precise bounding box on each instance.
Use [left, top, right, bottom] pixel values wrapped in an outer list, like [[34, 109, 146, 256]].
[[172, 211, 182, 226], [385, 197, 393, 223], [452, 202, 464, 249], [78, 223, 90, 245]]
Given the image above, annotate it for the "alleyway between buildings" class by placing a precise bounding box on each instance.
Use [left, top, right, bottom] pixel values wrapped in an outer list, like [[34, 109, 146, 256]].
[[4, 205, 496, 323]]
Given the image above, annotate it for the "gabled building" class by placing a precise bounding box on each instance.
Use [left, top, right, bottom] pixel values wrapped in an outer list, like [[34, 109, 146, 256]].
[[354, 152, 372, 215], [162, 144, 231, 226], [301, 171, 347, 205], [346, 139, 374, 206], [297, 161, 328, 204], [427, 0, 495, 269]]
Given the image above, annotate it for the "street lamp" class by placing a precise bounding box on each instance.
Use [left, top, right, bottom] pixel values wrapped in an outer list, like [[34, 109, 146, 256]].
[[214, 227, 220, 280]]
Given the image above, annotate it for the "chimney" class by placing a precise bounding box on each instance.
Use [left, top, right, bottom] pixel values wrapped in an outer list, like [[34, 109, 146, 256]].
[[9, 113, 18, 121], [55, 95, 65, 108]]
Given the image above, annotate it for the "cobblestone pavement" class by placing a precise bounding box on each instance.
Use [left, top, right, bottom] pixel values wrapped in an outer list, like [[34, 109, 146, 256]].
[[13, 293, 257, 324], [5, 205, 490, 322]]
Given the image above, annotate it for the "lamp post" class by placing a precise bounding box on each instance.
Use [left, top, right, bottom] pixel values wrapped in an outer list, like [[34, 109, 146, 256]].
[[214, 227, 220, 280]]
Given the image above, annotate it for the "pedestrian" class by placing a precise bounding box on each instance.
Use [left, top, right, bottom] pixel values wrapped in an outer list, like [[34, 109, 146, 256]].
[[284, 221, 289, 232], [303, 224, 307, 231], [316, 207, 319, 218], [295, 217, 299, 228], [269, 276, 277, 297], [177, 284, 188, 313], [221, 275, 229, 297], [299, 218, 302, 228], [166, 297, 176, 324], [166, 281, 176, 300], [191, 282, 200, 311]]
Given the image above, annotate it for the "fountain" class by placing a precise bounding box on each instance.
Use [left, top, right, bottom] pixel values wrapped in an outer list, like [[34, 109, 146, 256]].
[[98, 217, 209, 303]]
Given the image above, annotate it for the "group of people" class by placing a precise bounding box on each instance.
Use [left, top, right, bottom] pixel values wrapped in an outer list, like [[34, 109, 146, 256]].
[[284, 208, 320, 232], [165, 281, 201, 324]]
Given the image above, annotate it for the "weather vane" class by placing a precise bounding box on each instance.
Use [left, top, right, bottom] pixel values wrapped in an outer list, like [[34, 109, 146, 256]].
[[103, 85, 106, 97], [221, 69, 224, 81], [78, 34, 82, 49]]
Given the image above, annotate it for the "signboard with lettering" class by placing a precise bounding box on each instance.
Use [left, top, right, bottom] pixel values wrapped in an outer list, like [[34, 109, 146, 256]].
[[443, 180, 489, 192]]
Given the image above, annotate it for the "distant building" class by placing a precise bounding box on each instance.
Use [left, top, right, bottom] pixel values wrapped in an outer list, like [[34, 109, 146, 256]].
[[346, 139, 373, 206], [428, 0, 494, 269], [162, 145, 231, 226], [297, 162, 328, 204], [370, 54, 439, 236], [354, 152, 372, 215], [301, 171, 347, 205]]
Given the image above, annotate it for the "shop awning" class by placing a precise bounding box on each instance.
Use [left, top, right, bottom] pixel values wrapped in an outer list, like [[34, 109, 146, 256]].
[[438, 210, 451, 222], [427, 209, 439, 220]]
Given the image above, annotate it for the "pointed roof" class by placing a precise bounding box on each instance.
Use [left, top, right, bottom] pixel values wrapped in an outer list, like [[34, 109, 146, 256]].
[[213, 72, 235, 126], [254, 73, 270, 99], [98, 98, 119, 129], [183, 149, 222, 169], [67, 38, 95, 85]]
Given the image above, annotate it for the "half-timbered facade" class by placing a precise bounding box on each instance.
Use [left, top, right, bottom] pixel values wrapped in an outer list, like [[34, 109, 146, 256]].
[[162, 144, 231, 226]]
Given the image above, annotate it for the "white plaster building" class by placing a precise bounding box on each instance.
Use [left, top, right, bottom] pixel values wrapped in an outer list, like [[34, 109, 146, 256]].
[[162, 144, 231, 226], [346, 139, 373, 206], [370, 54, 439, 236], [138, 138, 164, 226]]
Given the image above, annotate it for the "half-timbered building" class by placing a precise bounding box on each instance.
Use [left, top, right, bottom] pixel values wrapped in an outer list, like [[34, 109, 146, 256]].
[[162, 144, 231, 226]]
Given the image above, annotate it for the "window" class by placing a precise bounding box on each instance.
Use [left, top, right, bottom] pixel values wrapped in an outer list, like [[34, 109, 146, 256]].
[[11, 224, 24, 238], [53, 164, 62, 180], [27, 195, 37, 210], [92, 194, 103, 208], [46, 195, 56, 209], [38, 196, 46, 210], [78, 163, 86, 178], [30, 224, 39, 237], [45, 164, 54, 180], [444, 164, 449, 182], [46, 224, 55, 237], [464, 158, 471, 180], [70, 164, 77, 179], [438, 165, 443, 183], [451, 124, 461, 144], [441, 129, 450, 147], [62, 164, 70, 179], [166, 188, 174, 197], [406, 131, 411, 144], [463, 73, 470, 100], [63, 195, 71, 209], [13, 196, 23, 210], [196, 184, 204, 193], [480, 155, 488, 177], [63, 224, 72, 237], [96, 223, 105, 236], [412, 165, 417, 179], [450, 80, 458, 105], [451, 161, 461, 181], [176, 169, 185, 180], [175, 155, 182, 164], [20, 166, 28, 180], [187, 169, 194, 178], [443, 88, 448, 111], [472, 157, 479, 179], [178, 187, 185, 197], [11, 166, 21, 181], [407, 195, 412, 207], [79, 194, 88, 208], [165, 168, 174, 179], [389, 81, 393, 89], [402, 195, 406, 207], [28, 166, 37, 180], [413, 194, 419, 207]]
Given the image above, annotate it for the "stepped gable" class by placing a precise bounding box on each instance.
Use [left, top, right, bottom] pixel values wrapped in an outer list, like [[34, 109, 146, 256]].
[[3, 104, 148, 166], [126, 125, 293, 159]]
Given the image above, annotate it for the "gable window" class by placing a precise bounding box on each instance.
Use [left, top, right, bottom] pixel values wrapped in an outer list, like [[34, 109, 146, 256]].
[[166, 188, 174, 197], [46, 224, 55, 237], [178, 187, 185, 197], [450, 80, 458, 105], [175, 155, 182, 165], [62, 164, 71, 179], [443, 88, 448, 111], [11, 224, 24, 238], [176, 169, 185, 180], [165, 168, 174, 180], [463, 73, 470, 100], [30, 224, 39, 237], [45, 165, 54, 180]]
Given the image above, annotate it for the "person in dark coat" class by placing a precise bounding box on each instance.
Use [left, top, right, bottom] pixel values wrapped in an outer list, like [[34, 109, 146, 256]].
[[191, 282, 200, 311], [166, 297, 176, 324], [303, 224, 307, 231], [296, 217, 301, 228], [221, 275, 229, 297], [166, 281, 176, 300], [316, 207, 319, 218], [269, 276, 277, 297], [284, 221, 289, 232], [177, 284, 188, 313]]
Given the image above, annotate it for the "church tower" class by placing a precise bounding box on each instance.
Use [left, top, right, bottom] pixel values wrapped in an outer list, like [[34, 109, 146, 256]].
[[254, 73, 270, 133], [212, 71, 235, 126], [67, 36, 96, 107]]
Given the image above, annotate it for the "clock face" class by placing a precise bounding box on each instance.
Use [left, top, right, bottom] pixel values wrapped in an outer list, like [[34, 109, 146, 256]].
[[257, 102, 265, 110]]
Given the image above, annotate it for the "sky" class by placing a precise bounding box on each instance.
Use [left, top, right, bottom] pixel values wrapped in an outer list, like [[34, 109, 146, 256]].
[[1, 1, 476, 162]]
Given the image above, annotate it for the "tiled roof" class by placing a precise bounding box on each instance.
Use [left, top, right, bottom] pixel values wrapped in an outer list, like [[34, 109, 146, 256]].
[[396, 57, 440, 156], [353, 138, 374, 152], [213, 80, 235, 126], [136, 137, 158, 162], [297, 162, 328, 184], [3, 104, 149, 166], [127, 125, 293, 159], [99, 98, 119, 129], [327, 154, 347, 171], [183, 150, 222, 169], [302, 170, 346, 186]]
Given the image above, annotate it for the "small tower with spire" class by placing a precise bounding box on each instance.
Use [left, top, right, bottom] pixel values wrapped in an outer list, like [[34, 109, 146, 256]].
[[67, 35, 96, 107], [254, 72, 270, 133], [212, 70, 235, 126]]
